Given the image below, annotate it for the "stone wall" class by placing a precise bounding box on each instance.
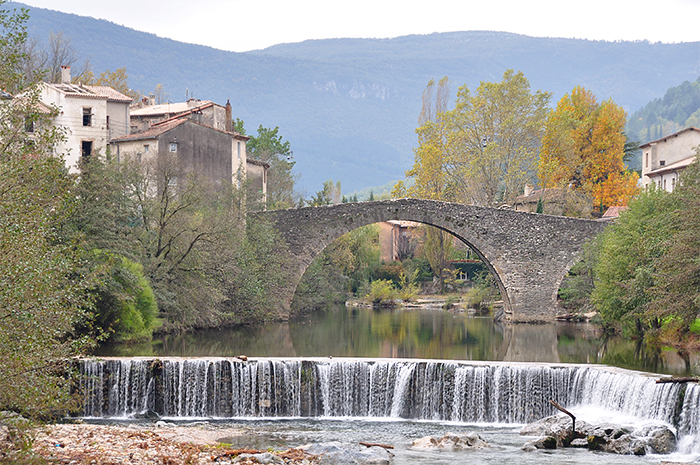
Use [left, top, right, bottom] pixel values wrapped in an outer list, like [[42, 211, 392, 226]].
[[252, 199, 606, 322]]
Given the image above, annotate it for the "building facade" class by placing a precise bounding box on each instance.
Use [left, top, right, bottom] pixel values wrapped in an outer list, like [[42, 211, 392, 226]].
[[641, 127, 700, 192], [40, 66, 132, 171]]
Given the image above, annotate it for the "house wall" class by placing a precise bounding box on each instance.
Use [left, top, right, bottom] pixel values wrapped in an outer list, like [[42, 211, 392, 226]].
[[106, 100, 130, 140], [246, 161, 267, 204], [109, 138, 158, 163], [42, 86, 108, 171], [156, 122, 234, 185], [642, 129, 700, 190]]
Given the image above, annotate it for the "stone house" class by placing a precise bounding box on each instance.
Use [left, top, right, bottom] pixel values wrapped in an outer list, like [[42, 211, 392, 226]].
[[129, 98, 229, 133], [378, 220, 420, 262], [641, 127, 700, 192], [109, 113, 269, 203], [40, 66, 132, 171], [513, 186, 592, 217]]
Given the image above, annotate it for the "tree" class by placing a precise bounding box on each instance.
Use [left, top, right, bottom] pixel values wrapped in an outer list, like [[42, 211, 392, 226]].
[[645, 156, 700, 344], [592, 187, 673, 336], [82, 66, 139, 100], [20, 30, 91, 85], [394, 77, 455, 288], [308, 179, 341, 206], [538, 86, 639, 209], [241, 123, 299, 210], [448, 70, 551, 206], [0, 1, 91, 418]]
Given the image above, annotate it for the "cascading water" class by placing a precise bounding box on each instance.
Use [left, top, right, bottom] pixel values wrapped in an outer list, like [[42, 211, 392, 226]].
[[78, 357, 700, 450]]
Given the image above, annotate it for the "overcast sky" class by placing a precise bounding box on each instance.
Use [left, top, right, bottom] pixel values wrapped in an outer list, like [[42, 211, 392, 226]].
[[15, 0, 700, 52]]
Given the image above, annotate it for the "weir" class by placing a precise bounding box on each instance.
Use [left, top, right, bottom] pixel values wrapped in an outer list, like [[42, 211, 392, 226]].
[[79, 358, 700, 440]]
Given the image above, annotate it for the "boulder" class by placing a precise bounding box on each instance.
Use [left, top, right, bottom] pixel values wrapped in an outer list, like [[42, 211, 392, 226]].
[[411, 432, 489, 450], [521, 414, 676, 455], [233, 452, 285, 464], [299, 441, 393, 465], [601, 434, 646, 456], [524, 436, 557, 450], [635, 425, 676, 454]]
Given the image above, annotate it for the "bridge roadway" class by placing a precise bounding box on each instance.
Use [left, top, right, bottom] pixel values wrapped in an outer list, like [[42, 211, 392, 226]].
[[251, 198, 606, 322]]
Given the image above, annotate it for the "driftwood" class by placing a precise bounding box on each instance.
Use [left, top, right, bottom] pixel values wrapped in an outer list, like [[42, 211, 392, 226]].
[[656, 376, 699, 384], [359, 442, 394, 450], [550, 399, 576, 433]]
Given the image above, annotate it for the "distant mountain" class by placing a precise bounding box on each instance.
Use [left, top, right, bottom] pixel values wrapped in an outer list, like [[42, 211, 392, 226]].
[[8, 2, 700, 193]]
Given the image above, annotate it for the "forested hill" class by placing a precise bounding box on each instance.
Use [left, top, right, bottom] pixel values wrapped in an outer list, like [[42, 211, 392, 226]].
[[8, 1, 700, 192], [626, 77, 700, 145]]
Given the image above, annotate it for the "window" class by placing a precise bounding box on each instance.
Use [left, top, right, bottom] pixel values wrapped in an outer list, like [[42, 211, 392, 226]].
[[645, 152, 648, 168], [106, 115, 110, 129], [82, 107, 92, 126], [143, 144, 150, 153], [81, 140, 93, 158], [237, 141, 241, 159], [169, 142, 178, 152], [24, 117, 34, 133]]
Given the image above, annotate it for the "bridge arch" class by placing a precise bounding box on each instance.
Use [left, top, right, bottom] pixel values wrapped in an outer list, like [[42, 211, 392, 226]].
[[251, 198, 606, 322]]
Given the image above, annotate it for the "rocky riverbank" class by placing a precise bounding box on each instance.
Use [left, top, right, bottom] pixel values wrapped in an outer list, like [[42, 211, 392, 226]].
[[15, 422, 317, 464]]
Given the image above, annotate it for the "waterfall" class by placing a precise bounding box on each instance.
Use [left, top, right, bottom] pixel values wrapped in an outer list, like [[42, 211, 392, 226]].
[[78, 357, 699, 441]]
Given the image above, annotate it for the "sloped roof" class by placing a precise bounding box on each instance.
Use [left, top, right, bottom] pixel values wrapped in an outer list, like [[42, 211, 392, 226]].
[[131, 100, 214, 117], [110, 118, 188, 142], [84, 85, 133, 103], [647, 155, 696, 177], [247, 158, 270, 169], [640, 127, 700, 149]]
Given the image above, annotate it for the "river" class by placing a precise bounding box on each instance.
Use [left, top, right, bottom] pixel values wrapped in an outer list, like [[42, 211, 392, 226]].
[[94, 304, 699, 376]]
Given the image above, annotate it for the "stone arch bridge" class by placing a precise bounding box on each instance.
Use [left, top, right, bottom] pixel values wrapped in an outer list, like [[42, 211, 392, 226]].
[[251, 198, 607, 322]]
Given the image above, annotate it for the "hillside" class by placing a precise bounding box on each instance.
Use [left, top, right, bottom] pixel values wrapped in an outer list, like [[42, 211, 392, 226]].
[[626, 76, 700, 144], [8, 2, 700, 192]]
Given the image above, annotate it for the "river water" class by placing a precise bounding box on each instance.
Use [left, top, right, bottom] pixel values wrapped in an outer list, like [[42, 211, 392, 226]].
[[88, 305, 700, 463], [94, 304, 699, 376]]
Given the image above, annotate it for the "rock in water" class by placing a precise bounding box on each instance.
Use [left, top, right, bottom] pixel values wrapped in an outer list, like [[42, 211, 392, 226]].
[[299, 441, 393, 464], [411, 432, 489, 450]]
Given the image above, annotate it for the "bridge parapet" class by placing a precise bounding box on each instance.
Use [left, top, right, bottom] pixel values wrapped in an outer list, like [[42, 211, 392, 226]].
[[251, 199, 606, 322]]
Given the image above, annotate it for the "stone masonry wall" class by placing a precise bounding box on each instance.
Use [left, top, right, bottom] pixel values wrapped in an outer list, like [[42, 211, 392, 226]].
[[251, 198, 606, 322]]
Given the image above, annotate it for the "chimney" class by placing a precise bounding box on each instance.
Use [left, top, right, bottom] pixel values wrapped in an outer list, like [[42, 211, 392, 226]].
[[523, 184, 533, 196], [148, 94, 155, 106], [225, 99, 232, 132], [60, 65, 71, 84]]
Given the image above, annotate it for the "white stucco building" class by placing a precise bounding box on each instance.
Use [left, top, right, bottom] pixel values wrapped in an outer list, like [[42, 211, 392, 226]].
[[640, 127, 700, 192], [40, 66, 132, 171]]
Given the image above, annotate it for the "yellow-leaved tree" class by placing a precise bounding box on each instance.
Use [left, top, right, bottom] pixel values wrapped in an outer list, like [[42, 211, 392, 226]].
[[538, 86, 639, 209]]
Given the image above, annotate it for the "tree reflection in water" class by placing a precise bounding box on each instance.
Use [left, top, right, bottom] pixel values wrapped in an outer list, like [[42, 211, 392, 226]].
[[94, 304, 699, 376]]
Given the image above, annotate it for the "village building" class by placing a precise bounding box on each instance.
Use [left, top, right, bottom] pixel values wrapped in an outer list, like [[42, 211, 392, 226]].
[[513, 186, 592, 217], [641, 127, 700, 192], [39, 65, 132, 171], [129, 98, 230, 133], [378, 220, 420, 262], [109, 116, 252, 188]]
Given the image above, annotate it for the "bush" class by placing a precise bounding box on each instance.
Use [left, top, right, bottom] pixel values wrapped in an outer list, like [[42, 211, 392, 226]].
[[86, 251, 158, 342], [364, 279, 397, 304]]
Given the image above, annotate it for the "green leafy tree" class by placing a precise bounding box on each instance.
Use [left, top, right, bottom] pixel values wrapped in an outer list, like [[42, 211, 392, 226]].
[[0, 1, 91, 418], [592, 187, 673, 336], [646, 156, 700, 344], [239, 122, 299, 210], [448, 69, 551, 206]]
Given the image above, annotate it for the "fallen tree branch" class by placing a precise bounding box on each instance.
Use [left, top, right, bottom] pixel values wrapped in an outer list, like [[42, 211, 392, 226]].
[[656, 377, 699, 384], [359, 442, 394, 450], [550, 399, 576, 433]]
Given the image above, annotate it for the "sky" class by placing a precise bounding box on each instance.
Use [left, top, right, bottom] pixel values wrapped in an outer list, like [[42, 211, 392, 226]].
[[14, 0, 700, 52]]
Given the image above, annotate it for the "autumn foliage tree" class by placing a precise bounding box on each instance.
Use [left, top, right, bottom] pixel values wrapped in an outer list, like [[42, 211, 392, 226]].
[[538, 86, 639, 209]]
